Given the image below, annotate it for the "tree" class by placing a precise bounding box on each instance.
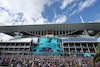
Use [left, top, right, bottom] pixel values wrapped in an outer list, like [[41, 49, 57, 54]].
[[95, 32, 100, 39], [92, 43, 100, 67]]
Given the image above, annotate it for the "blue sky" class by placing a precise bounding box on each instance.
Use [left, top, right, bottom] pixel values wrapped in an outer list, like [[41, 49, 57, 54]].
[[0, 0, 100, 25], [0, 0, 100, 41], [42, 0, 100, 23]]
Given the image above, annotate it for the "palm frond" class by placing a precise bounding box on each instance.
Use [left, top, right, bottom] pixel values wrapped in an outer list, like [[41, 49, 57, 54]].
[[94, 56, 100, 63], [96, 43, 100, 54], [92, 42, 100, 67], [93, 53, 100, 62], [93, 55, 100, 67], [95, 32, 100, 39]]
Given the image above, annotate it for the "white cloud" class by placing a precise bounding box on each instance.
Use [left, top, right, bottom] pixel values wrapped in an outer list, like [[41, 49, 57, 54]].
[[69, 0, 97, 17], [33, 17, 48, 24], [55, 15, 67, 23], [52, 13, 67, 23], [88, 17, 100, 23], [0, 0, 97, 26], [0, 0, 58, 25], [0, 33, 14, 42], [0, 0, 66, 26], [67, 3, 77, 12], [63, 3, 77, 15], [54, 15, 67, 23], [94, 18, 100, 22], [69, 9, 78, 17], [0, 8, 13, 25], [97, 13, 100, 17], [60, 0, 75, 10], [78, 0, 96, 13]]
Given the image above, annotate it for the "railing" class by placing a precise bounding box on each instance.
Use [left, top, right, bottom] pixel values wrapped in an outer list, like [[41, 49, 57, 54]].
[[0, 46, 30, 48], [1, 51, 29, 53], [62, 37, 97, 42], [30, 52, 63, 55]]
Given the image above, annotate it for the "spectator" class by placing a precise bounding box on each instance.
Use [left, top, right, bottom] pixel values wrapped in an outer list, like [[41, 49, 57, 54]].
[[1, 55, 100, 67]]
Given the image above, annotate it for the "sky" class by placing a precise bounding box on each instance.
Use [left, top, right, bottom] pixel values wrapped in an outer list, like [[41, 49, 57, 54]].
[[0, 0, 100, 41]]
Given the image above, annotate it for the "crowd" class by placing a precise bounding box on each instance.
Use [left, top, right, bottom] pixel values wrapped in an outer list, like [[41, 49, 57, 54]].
[[0, 55, 100, 67]]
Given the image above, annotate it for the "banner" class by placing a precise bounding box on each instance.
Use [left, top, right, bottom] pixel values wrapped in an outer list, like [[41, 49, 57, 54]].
[[84, 53, 91, 57]]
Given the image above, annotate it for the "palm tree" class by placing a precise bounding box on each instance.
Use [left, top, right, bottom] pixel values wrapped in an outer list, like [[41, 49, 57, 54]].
[[95, 32, 100, 39], [92, 43, 100, 67]]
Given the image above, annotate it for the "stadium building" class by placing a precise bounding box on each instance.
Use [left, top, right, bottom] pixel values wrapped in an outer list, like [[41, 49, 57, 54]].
[[0, 23, 100, 57]]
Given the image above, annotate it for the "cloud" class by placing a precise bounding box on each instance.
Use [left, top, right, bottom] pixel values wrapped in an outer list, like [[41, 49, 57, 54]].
[[78, 0, 97, 13], [89, 13, 100, 23], [0, 8, 13, 25], [69, 0, 97, 17], [94, 18, 100, 22], [97, 13, 100, 17], [67, 3, 77, 12], [69, 9, 78, 17], [0, 33, 14, 42], [0, 0, 67, 26], [63, 3, 77, 15], [54, 15, 67, 23], [60, 0, 75, 10], [0, 0, 59, 26], [52, 13, 67, 23]]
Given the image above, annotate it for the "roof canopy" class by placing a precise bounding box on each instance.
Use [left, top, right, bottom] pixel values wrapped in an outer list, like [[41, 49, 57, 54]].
[[0, 23, 100, 36]]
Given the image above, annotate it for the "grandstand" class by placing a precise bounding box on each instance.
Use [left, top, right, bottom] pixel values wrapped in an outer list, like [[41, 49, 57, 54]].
[[0, 23, 100, 57]]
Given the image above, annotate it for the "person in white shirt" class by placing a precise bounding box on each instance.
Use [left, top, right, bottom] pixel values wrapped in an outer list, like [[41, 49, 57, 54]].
[[17, 63, 20, 67], [0, 60, 1, 64], [11, 63, 14, 67]]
